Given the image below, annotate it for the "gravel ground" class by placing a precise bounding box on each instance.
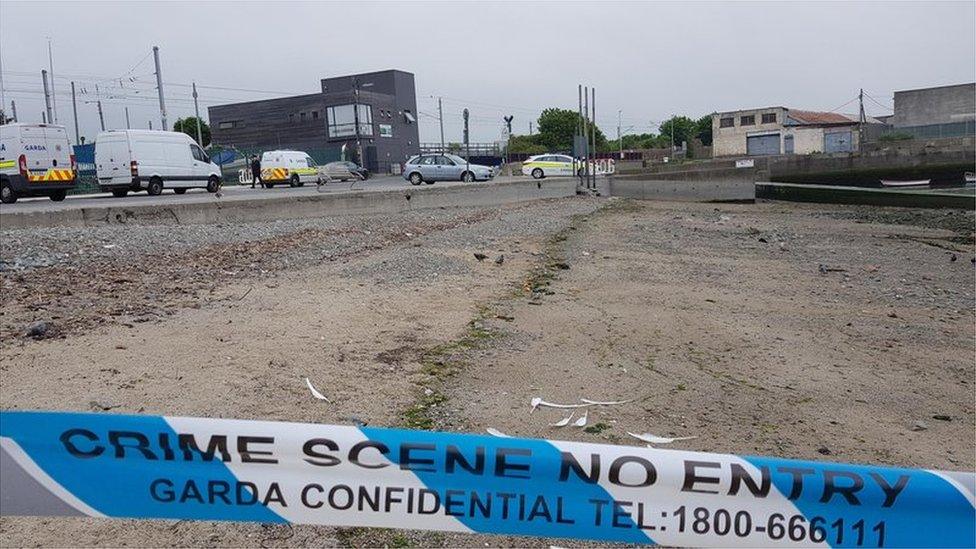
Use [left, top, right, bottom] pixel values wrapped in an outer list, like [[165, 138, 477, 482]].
[[1, 197, 972, 548]]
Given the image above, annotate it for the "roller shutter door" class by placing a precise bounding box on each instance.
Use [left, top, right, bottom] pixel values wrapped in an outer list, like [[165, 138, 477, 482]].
[[825, 131, 853, 153], [747, 134, 781, 156]]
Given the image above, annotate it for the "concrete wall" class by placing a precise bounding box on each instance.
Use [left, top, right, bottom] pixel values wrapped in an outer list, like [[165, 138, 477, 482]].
[[610, 176, 754, 202], [0, 180, 578, 230], [892, 83, 976, 127], [712, 107, 787, 156], [789, 126, 824, 154]]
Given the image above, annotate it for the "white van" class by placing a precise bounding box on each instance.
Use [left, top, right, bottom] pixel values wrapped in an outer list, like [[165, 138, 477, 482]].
[[95, 130, 221, 197], [0, 123, 77, 204], [259, 150, 322, 188]]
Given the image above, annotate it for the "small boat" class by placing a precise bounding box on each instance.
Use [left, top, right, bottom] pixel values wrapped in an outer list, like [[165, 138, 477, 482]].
[[880, 179, 931, 188], [965, 172, 975, 184]]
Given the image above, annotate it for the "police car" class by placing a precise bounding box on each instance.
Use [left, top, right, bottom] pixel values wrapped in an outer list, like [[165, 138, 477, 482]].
[[521, 154, 580, 179], [0, 123, 77, 204], [259, 150, 322, 188]]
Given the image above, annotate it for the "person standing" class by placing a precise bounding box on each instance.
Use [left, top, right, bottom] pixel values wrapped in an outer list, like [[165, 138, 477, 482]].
[[250, 154, 262, 189]]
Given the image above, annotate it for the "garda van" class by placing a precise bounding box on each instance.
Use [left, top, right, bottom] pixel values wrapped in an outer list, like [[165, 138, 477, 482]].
[[0, 123, 77, 204], [95, 130, 221, 197], [259, 150, 322, 188]]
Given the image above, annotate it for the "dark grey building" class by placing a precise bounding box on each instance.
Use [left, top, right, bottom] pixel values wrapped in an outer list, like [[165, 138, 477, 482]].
[[208, 70, 420, 174]]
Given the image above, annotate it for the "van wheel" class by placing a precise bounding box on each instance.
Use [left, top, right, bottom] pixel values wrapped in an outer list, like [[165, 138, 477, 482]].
[[173, 188, 188, 195], [531, 168, 544, 179], [409, 172, 423, 185], [147, 178, 163, 196], [289, 175, 300, 188], [49, 190, 67, 202], [461, 171, 475, 183], [111, 189, 128, 198], [0, 181, 15, 204], [265, 182, 274, 189], [206, 177, 220, 193]]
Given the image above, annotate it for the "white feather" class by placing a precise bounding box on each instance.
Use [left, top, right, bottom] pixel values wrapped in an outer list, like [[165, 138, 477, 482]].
[[627, 432, 697, 444], [580, 398, 634, 406], [305, 377, 330, 402], [550, 412, 574, 427], [573, 410, 588, 427], [531, 397, 592, 411]]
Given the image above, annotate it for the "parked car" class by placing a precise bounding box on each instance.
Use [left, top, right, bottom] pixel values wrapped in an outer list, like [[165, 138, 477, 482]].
[[259, 150, 322, 188], [322, 161, 369, 182], [402, 154, 494, 185], [0, 123, 77, 203], [95, 130, 221, 197], [521, 154, 579, 179]]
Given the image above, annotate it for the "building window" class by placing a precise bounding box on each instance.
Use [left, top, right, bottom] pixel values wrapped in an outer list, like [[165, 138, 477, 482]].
[[327, 104, 373, 137], [740, 115, 756, 126], [300, 112, 306, 122], [289, 114, 295, 123], [312, 111, 319, 120], [761, 113, 777, 124], [218, 120, 239, 129], [719, 117, 734, 128], [357, 104, 373, 136]]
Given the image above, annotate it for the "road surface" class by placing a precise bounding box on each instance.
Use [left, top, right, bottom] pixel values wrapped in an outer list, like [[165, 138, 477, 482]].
[[0, 174, 552, 215]]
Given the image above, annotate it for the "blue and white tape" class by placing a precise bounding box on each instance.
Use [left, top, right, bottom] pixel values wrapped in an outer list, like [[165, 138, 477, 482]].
[[1, 411, 973, 547]]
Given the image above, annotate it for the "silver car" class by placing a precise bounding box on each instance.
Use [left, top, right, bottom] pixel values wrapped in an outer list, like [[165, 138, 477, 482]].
[[402, 154, 494, 185]]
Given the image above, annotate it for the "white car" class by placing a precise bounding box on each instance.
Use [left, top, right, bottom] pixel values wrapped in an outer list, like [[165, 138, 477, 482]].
[[521, 154, 579, 179], [95, 130, 221, 197]]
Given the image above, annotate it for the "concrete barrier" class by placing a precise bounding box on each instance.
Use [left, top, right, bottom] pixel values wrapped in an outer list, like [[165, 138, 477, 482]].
[[756, 182, 975, 210], [0, 179, 579, 230], [609, 176, 755, 202]]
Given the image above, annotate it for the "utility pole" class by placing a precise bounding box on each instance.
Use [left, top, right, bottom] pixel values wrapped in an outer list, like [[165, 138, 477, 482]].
[[858, 88, 866, 150], [583, 86, 590, 189], [353, 77, 362, 165], [48, 38, 58, 123], [463, 108, 470, 171], [577, 84, 583, 183], [153, 46, 168, 130], [617, 109, 622, 160], [42, 111, 46, 124], [125, 106, 131, 129], [149, 120, 153, 130], [41, 70, 54, 124], [71, 81, 79, 143], [590, 87, 596, 190], [97, 101, 105, 131], [11, 100, 17, 122], [192, 82, 203, 145], [438, 97, 445, 153], [529, 121, 533, 135], [670, 114, 674, 158], [503, 115, 513, 169]]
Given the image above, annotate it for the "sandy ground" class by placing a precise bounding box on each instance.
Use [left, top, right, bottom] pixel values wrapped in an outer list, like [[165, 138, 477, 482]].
[[1, 197, 973, 547]]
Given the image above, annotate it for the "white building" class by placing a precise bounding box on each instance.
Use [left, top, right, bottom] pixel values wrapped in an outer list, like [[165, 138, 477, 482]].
[[712, 107, 882, 157]]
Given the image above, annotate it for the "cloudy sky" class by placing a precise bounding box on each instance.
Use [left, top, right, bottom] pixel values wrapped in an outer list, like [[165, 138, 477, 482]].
[[1, 1, 973, 144]]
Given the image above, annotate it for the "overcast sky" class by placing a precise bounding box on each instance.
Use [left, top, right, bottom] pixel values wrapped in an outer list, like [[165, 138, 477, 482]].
[[1, 1, 974, 144]]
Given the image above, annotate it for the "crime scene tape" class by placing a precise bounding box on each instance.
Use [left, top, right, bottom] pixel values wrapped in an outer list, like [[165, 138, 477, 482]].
[[1, 411, 973, 547]]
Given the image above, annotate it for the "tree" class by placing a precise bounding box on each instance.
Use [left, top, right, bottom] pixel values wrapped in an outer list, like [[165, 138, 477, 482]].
[[508, 134, 546, 154], [536, 108, 607, 153], [694, 115, 713, 146], [658, 116, 697, 150], [173, 116, 211, 147]]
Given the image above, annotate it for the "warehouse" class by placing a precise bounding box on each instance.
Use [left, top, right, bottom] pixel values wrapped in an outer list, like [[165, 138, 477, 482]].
[[711, 107, 882, 157], [208, 70, 420, 174]]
